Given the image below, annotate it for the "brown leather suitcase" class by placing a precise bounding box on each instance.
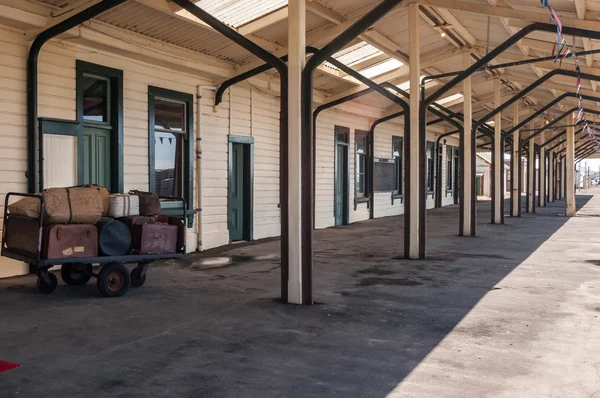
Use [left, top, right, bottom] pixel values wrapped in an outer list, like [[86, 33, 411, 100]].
[[129, 190, 162, 216], [118, 215, 157, 233], [4, 216, 41, 255], [41, 224, 98, 259], [155, 215, 185, 252], [131, 223, 177, 255]]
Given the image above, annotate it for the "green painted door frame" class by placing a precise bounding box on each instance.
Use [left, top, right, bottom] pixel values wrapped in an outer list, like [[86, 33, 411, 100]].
[[334, 126, 349, 226], [83, 127, 111, 189], [228, 136, 254, 242], [76, 60, 124, 193]]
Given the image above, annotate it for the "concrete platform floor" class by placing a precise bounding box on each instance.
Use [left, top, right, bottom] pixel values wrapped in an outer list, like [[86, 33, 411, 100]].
[[2, 190, 600, 397]]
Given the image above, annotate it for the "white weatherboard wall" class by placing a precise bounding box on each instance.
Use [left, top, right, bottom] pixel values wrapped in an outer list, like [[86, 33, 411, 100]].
[[0, 21, 461, 278], [315, 109, 460, 225]]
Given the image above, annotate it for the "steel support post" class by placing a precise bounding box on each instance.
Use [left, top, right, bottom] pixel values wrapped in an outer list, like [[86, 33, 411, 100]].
[[286, 0, 305, 304], [527, 130, 536, 213], [566, 113, 576, 216], [460, 52, 475, 235], [511, 103, 521, 217], [563, 156, 567, 198], [558, 155, 563, 200], [548, 150, 555, 202], [407, 2, 421, 258], [492, 78, 503, 224], [539, 132, 546, 208]]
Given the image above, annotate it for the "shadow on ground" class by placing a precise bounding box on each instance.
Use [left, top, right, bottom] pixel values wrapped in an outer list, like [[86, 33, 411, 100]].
[[0, 195, 593, 397]]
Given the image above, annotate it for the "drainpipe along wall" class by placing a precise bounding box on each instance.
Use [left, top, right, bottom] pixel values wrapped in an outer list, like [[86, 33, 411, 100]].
[[196, 85, 217, 252]]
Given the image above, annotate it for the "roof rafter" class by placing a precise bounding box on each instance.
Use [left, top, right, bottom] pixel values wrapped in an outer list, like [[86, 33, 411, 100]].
[[416, 0, 600, 31]]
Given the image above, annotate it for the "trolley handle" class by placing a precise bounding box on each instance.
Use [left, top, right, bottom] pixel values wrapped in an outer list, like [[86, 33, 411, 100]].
[[2, 192, 45, 266]]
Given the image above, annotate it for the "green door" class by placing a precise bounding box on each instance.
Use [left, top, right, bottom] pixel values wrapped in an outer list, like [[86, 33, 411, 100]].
[[228, 143, 245, 241], [476, 175, 482, 196], [83, 127, 111, 191], [335, 143, 348, 226]]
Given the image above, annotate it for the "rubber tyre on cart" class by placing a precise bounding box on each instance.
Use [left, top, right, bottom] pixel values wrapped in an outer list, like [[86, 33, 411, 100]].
[[36, 272, 57, 294], [130, 266, 147, 288], [60, 263, 92, 286], [97, 262, 130, 298]]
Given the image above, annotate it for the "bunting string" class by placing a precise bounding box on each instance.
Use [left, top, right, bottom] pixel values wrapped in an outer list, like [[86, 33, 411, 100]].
[[540, 0, 600, 151]]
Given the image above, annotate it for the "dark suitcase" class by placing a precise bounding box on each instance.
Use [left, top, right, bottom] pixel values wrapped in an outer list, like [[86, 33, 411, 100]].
[[131, 223, 177, 255], [4, 216, 41, 255], [155, 215, 185, 252], [41, 224, 98, 259], [118, 215, 157, 233], [96, 217, 132, 256], [129, 190, 162, 216]]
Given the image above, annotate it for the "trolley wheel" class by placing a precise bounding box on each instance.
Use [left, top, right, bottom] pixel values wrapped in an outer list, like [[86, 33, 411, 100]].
[[36, 272, 57, 295], [130, 266, 147, 288], [97, 263, 130, 298], [60, 263, 92, 286]]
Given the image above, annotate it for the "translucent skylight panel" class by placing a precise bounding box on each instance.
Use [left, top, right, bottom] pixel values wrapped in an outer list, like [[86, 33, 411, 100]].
[[329, 42, 383, 68], [435, 93, 463, 105], [183, 0, 288, 28], [358, 58, 404, 79]]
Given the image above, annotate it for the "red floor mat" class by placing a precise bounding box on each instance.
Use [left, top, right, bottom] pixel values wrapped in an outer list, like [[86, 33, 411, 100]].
[[0, 360, 21, 373]]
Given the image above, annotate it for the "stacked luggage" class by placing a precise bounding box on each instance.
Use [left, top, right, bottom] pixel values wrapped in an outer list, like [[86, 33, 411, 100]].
[[5, 186, 184, 259]]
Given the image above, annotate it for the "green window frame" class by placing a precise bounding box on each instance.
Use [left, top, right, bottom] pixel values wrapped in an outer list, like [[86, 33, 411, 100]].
[[355, 130, 370, 202], [392, 136, 403, 197], [148, 86, 195, 227], [427, 141, 435, 192], [446, 145, 454, 192]]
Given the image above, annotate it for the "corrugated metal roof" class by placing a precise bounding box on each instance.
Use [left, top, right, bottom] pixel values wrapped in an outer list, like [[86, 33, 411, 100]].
[[97, 2, 252, 64], [184, 0, 288, 28]]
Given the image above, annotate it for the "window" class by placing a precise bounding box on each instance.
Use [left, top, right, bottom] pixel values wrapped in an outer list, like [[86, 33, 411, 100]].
[[393, 136, 403, 196], [355, 131, 370, 199], [149, 86, 194, 225], [446, 146, 453, 191], [427, 141, 435, 192], [82, 74, 109, 123], [153, 98, 186, 197]]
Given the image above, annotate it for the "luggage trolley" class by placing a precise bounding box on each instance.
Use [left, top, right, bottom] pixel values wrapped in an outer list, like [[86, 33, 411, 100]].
[[1, 193, 186, 297]]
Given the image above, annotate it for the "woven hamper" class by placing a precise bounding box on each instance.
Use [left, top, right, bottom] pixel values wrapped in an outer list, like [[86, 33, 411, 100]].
[[43, 187, 103, 224]]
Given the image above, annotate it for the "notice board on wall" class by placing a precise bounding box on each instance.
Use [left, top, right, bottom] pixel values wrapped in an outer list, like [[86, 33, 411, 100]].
[[373, 157, 396, 192]]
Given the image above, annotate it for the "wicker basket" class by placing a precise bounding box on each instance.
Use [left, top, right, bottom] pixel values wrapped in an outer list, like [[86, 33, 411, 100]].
[[43, 187, 103, 224]]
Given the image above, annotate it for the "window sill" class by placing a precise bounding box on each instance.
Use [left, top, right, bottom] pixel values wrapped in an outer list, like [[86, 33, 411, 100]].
[[391, 193, 403, 205], [160, 201, 195, 227], [354, 196, 370, 210]]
